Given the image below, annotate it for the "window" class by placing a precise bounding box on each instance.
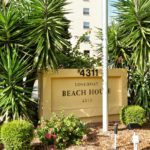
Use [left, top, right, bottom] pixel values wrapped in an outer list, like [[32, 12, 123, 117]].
[[84, 36, 90, 41], [83, 8, 90, 15], [83, 22, 90, 29], [84, 50, 90, 56]]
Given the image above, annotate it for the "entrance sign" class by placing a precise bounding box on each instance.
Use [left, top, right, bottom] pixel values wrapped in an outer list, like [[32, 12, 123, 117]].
[[38, 68, 127, 122]]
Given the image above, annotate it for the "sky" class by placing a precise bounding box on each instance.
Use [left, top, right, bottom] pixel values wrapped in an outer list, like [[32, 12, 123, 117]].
[[108, 0, 118, 22]]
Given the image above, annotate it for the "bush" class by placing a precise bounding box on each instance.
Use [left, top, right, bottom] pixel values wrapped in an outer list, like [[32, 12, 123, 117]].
[[37, 126, 57, 146], [120, 105, 147, 126], [37, 113, 87, 149], [0, 125, 2, 143], [1, 120, 34, 150]]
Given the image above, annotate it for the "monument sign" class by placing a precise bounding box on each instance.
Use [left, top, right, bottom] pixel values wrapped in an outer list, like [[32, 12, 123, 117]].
[[39, 68, 127, 122]]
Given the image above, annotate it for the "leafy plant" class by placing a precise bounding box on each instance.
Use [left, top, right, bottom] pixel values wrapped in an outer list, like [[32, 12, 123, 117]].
[[113, 0, 150, 70], [0, 0, 70, 122], [108, 22, 131, 68], [37, 127, 57, 146], [56, 31, 98, 68], [1, 120, 34, 150], [120, 105, 147, 126], [37, 113, 87, 149], [0, 49, 36, 121], [27, 0, 70, 69], [128, 68, 150, 114], [0, 125, 2, 143], [56, 49, 97, 68], [96, 0, 150, 118]]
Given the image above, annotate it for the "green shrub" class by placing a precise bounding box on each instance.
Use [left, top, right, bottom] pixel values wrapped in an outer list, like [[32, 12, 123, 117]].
[[37, 113, 87, 149], [0, 125, 2, 143], [37, 126, 57, 146], [1, 120, 34, 150], [120, 105, 147, 126]]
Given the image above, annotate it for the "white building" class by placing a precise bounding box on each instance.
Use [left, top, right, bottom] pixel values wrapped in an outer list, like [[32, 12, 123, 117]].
[[65, 0, 102, 57]]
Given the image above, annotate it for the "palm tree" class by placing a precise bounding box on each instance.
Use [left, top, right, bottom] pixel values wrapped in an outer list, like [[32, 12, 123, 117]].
[[0, 0, 69, 68], [0, 49, 35, 121], [0, 0, 70, 121], [26, 0, 69, 69], [108, 0, 150, 116], [108, 22, 131, 68], [114, 0, 150, 71], [96, 23, 131, 68], [0, 1, 26, 50]]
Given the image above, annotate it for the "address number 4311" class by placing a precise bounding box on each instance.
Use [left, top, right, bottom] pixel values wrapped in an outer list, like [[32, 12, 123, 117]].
[[78, 69, 98, 77]]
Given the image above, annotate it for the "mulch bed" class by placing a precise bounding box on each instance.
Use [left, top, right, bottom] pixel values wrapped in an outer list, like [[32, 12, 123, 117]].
[[31, 122, 150, 150]]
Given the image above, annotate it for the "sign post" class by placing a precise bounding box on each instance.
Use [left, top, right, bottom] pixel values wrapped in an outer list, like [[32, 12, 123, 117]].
[[102, 0, 108, 132]]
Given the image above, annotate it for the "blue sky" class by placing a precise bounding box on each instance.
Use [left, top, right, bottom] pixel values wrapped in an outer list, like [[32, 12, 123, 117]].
[[108, 0, 118, 20]]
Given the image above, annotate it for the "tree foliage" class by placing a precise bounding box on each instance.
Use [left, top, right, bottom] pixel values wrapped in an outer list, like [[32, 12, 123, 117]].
[[0, 0, 70, 121], [57, 31, 99, 68], [113, 0, 150, 70], [0, 0, 97, 122], [0, 49, 35, 121], [112, 0, 150, 111], [97, 0, 150, 114], [108, 22, 131, 68]]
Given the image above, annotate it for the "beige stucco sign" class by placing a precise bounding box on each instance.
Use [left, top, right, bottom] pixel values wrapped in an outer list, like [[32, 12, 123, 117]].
[[39, 68, 127, 122]]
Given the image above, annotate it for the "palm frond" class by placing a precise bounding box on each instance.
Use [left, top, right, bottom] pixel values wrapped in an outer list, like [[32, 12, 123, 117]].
[[26, 0, 70, 69], [0, 48, 36, 121], [114, 0, 150, 70]]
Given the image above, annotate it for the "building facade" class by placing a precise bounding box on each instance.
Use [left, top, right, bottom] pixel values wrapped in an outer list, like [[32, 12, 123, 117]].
[[65, 0, 102, 57]]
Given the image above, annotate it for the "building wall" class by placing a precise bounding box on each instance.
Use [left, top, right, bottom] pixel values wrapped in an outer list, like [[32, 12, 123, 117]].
[[65, 0, 102, 57]]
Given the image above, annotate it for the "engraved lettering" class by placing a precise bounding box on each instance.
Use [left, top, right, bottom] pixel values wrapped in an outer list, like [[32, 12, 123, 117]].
[[62, 90, 87, 96]]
